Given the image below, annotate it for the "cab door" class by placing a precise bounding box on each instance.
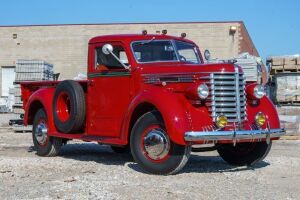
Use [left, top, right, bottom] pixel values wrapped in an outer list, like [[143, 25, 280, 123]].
[[87, 42, 132, 137]]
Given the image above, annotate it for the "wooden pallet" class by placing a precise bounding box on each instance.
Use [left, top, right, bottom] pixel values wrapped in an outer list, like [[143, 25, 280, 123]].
[[276, 101, 300, 106], [271, 66, 300, 74], [276, 96, 300, 103]]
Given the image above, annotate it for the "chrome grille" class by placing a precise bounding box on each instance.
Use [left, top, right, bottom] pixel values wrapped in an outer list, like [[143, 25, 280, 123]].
[[204, 71, 247, 123]]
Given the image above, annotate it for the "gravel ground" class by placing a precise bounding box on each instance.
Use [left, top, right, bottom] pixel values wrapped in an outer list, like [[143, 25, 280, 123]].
[[0, 113, 15, 127], [0, 128, 299, 200]]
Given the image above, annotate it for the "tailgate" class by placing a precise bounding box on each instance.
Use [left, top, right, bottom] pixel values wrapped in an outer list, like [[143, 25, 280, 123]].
[[20, 81, 60, 109]]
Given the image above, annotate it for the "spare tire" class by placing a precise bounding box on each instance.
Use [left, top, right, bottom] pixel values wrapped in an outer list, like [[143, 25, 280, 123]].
[[53, 80, 86, 133]]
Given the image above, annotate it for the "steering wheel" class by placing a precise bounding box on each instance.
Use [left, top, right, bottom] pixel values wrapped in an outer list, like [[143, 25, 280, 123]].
[[179, 55, 187, 61]]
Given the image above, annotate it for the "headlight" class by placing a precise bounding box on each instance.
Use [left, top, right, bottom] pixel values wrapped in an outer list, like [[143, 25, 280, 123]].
[[254, 85, 265, 99], [216, 115, 228, 128], [255, 112, 266, 126], [197, 84, 209, 99]]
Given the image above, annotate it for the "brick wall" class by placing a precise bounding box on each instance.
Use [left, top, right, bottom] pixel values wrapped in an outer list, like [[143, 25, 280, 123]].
[[0, 22, 257, 95]]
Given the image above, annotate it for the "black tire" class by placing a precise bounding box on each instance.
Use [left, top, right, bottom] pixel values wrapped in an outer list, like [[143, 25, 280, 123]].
[[130, 111, 191, 175], [32, 109, 62, 156], [52, 80, 86, 133], [217, 141, 272, 166], [111, 145, 130, 154]]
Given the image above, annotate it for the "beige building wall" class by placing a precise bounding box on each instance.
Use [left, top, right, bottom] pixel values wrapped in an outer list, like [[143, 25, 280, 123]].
[[0, 22, 258, 96]]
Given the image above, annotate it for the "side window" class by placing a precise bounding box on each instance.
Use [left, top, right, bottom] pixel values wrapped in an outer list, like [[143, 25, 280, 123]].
[[95, 45, 129, 70]]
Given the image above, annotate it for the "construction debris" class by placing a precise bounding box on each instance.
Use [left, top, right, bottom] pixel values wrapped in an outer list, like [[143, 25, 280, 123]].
[[73, 72, 87, 80], [10, 60, 54, 132], [273, 73, 300, 104], [234, 52, 262, 82], [267, 55, 300, 105], [15, 60, 54, 82], [277, 106, 300, 136], [0, 88, 14, 113], [206, 52, 262, 82], [0, 98, 11, 113], [267, 55, 300, 136]]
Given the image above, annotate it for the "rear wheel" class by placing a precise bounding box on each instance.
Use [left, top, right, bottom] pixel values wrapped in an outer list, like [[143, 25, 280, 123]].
[[130, 111, 191, 175], [52, 80, 86, 133], [32, 109, 62, 156], [217, 141, 272, 166]]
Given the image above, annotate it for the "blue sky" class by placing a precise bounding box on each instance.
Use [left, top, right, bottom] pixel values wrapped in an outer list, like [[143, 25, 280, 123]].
[[0, 0, 299, 60]]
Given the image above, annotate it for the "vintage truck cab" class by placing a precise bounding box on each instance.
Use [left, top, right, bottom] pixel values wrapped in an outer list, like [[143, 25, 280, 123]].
[[21, 32, 285, 175]]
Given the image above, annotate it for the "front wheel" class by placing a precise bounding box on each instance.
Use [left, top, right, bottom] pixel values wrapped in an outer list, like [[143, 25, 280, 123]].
[[217, 141, 272, 166], [33, 109, 62, 156], [130, 111, 191, 175]]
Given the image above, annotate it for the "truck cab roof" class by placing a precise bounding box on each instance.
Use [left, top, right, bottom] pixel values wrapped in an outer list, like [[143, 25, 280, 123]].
[[89, 34, 196, 45]]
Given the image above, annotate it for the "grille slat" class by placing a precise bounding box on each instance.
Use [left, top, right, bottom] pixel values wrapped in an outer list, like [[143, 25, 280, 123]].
[[207, 71, 247, 124], [208, 97, 244, 101], [210, 81, 245, 85], [214, 92, 244, 96], [213, 86, 244, 90], [211, 113, 247, 118], [209, 108, 246, 112]]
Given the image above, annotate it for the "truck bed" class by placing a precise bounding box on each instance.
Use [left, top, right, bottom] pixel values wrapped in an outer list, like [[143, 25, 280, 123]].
[[20, 80, 88, 109]]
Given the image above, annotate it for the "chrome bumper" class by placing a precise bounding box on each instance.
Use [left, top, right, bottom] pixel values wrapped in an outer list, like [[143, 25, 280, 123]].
[[185, 128, 285, 142]]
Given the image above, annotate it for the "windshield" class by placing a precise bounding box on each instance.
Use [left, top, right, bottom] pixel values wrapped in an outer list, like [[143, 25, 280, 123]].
[[131, 40, 200, 64]]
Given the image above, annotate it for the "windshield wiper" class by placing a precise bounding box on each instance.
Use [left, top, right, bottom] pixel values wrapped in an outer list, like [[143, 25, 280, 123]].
[[139, 37, 156, 45]]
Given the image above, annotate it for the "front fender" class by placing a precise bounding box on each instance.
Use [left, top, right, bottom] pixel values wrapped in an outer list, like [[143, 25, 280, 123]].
[[247, 96, 281, 129], [24, 88, 56, 132], [122, 87, 191, 145]]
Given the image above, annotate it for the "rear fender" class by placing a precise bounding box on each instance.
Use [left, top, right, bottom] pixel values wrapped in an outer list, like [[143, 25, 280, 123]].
[[24, 88, 56, 132], [122, 87, 190, 145]]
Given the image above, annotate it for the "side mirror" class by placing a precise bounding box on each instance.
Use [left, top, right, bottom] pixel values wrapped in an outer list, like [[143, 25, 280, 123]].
[[204, 49, 211, 61], [101, 43, 130, 70], [102, 44, 113, 55]]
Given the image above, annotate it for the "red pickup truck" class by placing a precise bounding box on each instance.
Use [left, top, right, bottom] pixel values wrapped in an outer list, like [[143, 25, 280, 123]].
[[21, 33, 285, 175]]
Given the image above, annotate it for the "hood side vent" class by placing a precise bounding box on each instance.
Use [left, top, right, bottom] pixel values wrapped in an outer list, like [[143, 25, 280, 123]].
[[143, 73, 196, 84]]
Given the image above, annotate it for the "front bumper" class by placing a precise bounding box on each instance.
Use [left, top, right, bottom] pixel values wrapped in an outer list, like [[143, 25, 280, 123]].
[[185, 128, 285, 142]]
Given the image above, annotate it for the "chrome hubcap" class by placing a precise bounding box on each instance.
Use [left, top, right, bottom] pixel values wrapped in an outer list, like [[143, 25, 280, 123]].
[[143, 128, 170, 160], [35, 122, 48, 145]]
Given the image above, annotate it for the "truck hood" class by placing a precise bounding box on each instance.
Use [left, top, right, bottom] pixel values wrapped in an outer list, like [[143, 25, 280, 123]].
[[137, 63, 243, 75], [137, 63, 244, 93]]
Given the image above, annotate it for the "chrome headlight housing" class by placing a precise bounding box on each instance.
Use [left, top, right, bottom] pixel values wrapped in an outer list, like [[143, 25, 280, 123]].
[[197, 84, 209, 99], [254, 85, 265, 99]]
